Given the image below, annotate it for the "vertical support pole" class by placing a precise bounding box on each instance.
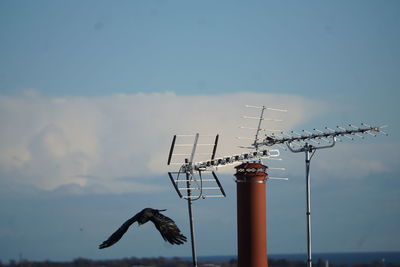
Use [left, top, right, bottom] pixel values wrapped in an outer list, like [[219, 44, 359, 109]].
[[287, 139, 334, 267], [305, 145, 312, 267], [185, 159, 197, 267], [187, 189, 198, 267], [235, 162, 268, 267], [186, 133, 199, 267]]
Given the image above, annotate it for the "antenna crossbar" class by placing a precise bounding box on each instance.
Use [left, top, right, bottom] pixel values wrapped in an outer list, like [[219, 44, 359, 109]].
[[193, 149, 279, 171], [178, 187, 222, 190], [256, 125, 386, 147]]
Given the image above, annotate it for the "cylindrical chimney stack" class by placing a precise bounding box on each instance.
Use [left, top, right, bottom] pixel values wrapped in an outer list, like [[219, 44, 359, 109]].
[[235, 162, 268, 267]]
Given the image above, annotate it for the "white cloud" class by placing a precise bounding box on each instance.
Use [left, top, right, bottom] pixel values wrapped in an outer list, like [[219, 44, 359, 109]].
[[0, 91, 355, 193], [311, 143, 399, 179], [275, 142, 399, 183]]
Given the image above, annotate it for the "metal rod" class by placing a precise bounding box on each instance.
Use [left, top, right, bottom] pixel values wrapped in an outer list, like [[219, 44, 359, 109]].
[[212, 171, 226, 197], [254, 106, 266, 151], [257, 125, 382, 147], [173, 179, 218, 182], [286, 140, 336, 267], [167, 135, 176, 165], [305, 144, 312, 267], [168, 172, 183, 198], [211, 135, 219, 160], [183, 195, 225, 199], [266, 107, 288, 112], [178, 187, 221, 190], [268, 177, 289, 180], [268, 167, 286, 170], [185, 158, 197, 267], [245, 104, 264, 109], [190, 134, 199, 164], [264, 118, 283, 122]]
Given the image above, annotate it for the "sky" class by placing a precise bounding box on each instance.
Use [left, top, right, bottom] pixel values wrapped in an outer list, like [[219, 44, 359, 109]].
[[0, 0, 399, 263]]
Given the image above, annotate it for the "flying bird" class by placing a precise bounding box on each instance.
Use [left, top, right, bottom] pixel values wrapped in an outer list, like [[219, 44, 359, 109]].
[[99, 208, 187, 249]]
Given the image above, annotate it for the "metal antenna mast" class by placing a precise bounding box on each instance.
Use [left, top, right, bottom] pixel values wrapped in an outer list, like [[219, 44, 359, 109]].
[[287, 140, 335, 267], [254, 123, 388, 267], [185, 133, 199, 267], [167, 133, 223, 267]]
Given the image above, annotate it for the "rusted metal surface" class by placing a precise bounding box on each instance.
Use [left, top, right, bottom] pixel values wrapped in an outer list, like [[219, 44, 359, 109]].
[[235, 162, 268, 267]]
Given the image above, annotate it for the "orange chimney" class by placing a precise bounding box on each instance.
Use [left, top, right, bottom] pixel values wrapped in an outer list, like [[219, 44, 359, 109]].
[[235, 162, 268, 267]]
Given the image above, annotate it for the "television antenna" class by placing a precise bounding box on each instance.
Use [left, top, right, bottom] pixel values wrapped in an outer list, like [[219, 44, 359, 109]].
[[166, 105, 288, 266], [238, 104, 289, 179], [167, 133, 222, 267], [253, 122, 388, 267]]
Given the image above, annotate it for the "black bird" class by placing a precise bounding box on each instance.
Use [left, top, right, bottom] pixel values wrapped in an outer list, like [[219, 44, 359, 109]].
[[99, 208, 187, 249]]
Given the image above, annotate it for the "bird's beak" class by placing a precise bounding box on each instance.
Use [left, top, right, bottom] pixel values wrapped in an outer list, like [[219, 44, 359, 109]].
[[158, 209, 167, 212]]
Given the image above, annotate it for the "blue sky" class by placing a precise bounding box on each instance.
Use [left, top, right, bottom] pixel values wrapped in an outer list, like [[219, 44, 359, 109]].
[[0, 0, 399, 263]]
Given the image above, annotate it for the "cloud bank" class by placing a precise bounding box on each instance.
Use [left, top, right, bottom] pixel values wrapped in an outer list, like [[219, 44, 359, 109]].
[[1, 91, 393, 194]]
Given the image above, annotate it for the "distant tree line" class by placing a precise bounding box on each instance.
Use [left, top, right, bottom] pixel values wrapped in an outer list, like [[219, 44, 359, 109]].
[[0, 257, 398, 267]]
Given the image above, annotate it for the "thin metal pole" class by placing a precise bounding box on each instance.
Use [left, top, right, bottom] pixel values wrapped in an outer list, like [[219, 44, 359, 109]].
[[185, 159, 197, 267], [287, 139, 335, 267], [305, 144, 312, 267], [187, 192, 198, 267], [253, 106, 266, 151]]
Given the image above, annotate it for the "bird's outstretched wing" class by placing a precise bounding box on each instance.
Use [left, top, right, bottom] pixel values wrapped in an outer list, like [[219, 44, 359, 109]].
[[150, 212, 187, 245], [99, 214, 139, 249]]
